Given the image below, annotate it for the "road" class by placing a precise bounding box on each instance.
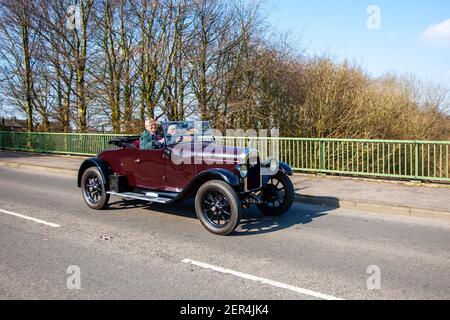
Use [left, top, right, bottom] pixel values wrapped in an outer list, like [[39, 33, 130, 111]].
[[0, 166, 449, 300]]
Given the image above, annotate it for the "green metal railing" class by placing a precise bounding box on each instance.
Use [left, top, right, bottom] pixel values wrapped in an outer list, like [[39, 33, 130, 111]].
[[0, 131, 126, 156], [1, 131, 449, 182], [219, 137, 450, 182]]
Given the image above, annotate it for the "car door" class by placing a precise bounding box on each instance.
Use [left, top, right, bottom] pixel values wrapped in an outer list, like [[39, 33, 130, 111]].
[[133, 149, 166, 190], [164, 143, 196, 192]]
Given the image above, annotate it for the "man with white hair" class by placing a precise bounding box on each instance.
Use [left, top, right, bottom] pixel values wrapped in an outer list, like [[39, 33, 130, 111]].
[[140, 118, 165, 150]]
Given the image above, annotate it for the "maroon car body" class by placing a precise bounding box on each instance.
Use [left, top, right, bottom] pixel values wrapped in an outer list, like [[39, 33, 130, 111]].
[[77, 121, 294, 235], [98, 143, 245, 192]]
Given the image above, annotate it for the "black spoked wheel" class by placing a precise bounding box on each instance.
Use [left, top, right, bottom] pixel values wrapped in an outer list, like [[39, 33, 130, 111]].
[[81, 167, 110, 210], [202, 190, 232, 228], [195, 180, 241, 236], [257, 172, 294, 216]]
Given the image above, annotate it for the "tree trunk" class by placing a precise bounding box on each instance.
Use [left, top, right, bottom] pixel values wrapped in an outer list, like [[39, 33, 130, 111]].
[[75, 0, 92, 133], [21, 10, 33, 132]]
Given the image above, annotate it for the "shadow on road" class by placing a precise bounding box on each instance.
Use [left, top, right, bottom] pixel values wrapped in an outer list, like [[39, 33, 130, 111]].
[[107, 196, 336, 236], [235, 203, 331, 236]]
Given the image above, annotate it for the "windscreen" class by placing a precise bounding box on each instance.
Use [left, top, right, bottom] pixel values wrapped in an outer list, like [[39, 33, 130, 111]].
[[162, 121, 214, 146]]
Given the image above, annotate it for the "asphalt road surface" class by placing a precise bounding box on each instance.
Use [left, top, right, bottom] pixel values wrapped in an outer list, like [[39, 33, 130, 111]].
[[0, 166, 449, 300]]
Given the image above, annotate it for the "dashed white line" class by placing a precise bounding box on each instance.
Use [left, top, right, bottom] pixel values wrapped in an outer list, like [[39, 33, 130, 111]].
[[0, 208, 61, 228], [182, 259, 344, 300]]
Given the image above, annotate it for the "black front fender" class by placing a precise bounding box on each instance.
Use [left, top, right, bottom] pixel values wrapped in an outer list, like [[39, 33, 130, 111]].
[[278, 161, 293, 176], [198, 168, 241, 187], [176, 168, 241, 200], [262, 159, 293, 176], [77, 158, 112, 188]]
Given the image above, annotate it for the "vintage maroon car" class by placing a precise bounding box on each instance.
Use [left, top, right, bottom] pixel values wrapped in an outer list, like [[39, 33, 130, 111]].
[[77, 121, 294, 235]]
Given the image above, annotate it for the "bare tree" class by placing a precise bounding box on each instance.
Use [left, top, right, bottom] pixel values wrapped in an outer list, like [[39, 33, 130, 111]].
[[0, 0, 447, 140], [72, 0, 94, 132], [0, 0, 36, 131]]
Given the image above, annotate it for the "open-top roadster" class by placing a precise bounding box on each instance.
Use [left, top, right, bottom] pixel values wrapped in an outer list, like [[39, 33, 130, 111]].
[[77, 121, 294, 235]]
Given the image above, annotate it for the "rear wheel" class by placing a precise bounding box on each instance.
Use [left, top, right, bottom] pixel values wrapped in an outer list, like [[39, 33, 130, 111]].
[[81, 167, 110, 210], [257, 172, 294, 216], [195, 180, 241, 236]]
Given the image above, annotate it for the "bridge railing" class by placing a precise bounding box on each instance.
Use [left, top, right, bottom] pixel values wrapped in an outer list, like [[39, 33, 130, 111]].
[[0, 131, 127, 156], [217, 137, 450, 182], [1, 131, 449, 182]]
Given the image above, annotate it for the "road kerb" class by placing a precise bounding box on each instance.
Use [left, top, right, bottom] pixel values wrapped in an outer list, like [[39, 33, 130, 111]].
[[0, 161, 78, 176], [295, 194, 450, 221]]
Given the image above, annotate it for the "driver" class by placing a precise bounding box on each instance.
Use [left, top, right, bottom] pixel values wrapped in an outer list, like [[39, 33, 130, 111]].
[[140, 118, 165, 150]]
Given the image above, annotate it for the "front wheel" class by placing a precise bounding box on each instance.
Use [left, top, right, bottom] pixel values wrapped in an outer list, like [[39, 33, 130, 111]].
[[81, 167, 110, 210], [195, 180, 241, 236], [257, 172, 294, 216]]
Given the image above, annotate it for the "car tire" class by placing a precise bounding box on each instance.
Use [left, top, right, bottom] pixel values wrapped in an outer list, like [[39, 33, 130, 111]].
[[81, 167, 110, 210], [195, 180, 241, 236], [257, 172, 294, 216]]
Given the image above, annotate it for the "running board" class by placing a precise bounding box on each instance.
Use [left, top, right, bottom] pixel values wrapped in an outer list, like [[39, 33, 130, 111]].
[[107, 191, 172, 204]]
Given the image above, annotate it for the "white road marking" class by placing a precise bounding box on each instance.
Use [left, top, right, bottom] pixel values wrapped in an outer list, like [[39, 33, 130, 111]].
[[0, 208, 61, 228], [182, 259, 344, 300]]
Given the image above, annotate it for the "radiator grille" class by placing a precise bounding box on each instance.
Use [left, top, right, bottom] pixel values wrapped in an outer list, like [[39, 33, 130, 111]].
[[246, 156, 261, 191]]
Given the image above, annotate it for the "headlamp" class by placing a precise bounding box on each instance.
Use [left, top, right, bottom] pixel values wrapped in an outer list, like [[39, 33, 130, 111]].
[[239, 164, 248, 178], [270, 159, 278, 172]]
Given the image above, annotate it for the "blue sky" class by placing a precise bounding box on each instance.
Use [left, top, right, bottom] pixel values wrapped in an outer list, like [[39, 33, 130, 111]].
[[264, 0, 450, 87]]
